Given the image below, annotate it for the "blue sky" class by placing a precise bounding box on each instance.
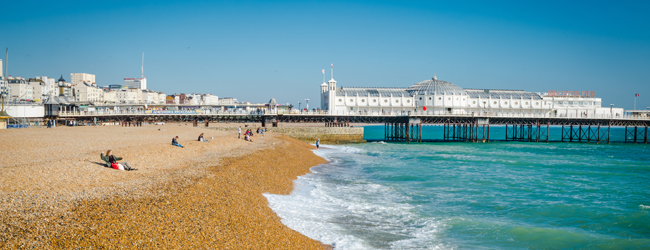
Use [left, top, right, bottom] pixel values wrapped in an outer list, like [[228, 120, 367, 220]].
[[2, 0, 649, 109]]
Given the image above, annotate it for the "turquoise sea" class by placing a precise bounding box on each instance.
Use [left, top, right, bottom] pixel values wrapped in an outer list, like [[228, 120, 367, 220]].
[[265, 125, 650, 249]]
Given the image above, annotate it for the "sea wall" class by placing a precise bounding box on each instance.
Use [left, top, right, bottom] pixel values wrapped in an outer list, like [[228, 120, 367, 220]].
[[208, 126, 365, 144]]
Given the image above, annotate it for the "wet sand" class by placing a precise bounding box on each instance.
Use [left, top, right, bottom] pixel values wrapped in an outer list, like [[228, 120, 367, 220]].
[[0, 124, 328, 248]]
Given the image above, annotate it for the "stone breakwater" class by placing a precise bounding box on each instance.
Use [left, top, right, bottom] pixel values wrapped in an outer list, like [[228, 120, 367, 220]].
[[0, 125, 329, 249]]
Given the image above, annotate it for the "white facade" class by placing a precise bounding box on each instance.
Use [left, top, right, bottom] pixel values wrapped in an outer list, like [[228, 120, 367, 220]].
[[220, 97, 237, 105], [28, 80, 45, 101], [202, 94, 219, 105], [124, 77, 147, 90], [142, 90, 160, 104], [74, 83, 103, 102], [188, 94, 201, 105], [8, 77, 33, 100], [321, 75, 606, 116], [157, 92, 166, 104], [103, 90, 116, 104], [36, 76, 56, 96], [70, 73, 96, 85], [115, 88, 142, 104]]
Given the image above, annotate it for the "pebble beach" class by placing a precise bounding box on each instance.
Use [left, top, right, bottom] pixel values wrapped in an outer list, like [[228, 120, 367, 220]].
[[0, 124, 329, 248]]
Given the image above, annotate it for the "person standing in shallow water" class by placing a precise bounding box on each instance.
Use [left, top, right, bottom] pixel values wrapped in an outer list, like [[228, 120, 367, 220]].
[[316, 138, 320, 149]]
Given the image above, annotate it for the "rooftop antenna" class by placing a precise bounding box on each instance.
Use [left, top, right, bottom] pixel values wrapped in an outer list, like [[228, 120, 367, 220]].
[[141, 52, 144, 79], [331, 63, 333, 80]]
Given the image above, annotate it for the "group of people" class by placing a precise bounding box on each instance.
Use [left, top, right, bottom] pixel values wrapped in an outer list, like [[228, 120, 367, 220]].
[[101, 124, 276, 172]]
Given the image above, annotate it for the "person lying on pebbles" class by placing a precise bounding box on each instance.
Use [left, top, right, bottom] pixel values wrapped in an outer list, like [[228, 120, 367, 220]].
[[101, 150, 137, 171]]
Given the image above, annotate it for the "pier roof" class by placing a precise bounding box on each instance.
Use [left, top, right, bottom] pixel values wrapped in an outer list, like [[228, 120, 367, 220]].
[[406, 78, 466, 95], [465, 89, 542, 99], [337, 87, 409, 97]]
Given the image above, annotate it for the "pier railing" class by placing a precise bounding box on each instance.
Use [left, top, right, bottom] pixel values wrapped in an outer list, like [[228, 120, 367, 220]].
[[56, 109, 650, 120]]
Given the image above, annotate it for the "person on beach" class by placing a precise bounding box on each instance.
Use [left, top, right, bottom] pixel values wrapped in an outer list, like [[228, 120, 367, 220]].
[[172, 136, 184, 148], [316, 138, 320, 149], [101, 150, 137, 171], [198, 133, 209, 142], [238, 126, 242, 139]]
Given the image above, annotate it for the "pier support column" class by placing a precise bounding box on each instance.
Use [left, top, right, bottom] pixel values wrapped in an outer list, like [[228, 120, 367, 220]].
[[634, 126, 638, 143], [608, 122, 611, 144], [546, 122, 550, 143], [645, 125, 648, 144], [487, 123, 490, 142], [597, 124, 601, 144]]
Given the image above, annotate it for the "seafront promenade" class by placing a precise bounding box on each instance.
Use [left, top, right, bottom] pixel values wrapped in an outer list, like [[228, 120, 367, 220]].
[[0, 125, 329, 249]]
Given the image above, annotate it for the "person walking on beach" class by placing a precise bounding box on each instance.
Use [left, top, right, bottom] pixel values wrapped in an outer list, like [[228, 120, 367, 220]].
[[238, 126, 242, 139], [101, 150, 136, 171], [172, 136, 184, 148], [316, 138, 320, 149]]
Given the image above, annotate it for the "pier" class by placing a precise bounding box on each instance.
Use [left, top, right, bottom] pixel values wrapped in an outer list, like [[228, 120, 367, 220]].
[[50, 111, 650, 144]]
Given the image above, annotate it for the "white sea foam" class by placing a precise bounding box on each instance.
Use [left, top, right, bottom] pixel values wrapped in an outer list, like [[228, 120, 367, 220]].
[[264, 145, 446, 249], [640, 204, 650, 210]]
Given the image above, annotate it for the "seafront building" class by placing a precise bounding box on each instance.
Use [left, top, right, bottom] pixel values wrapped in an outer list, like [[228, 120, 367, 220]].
[[7, 76, 33, 100], [320, 74, 621, 117], [124, 77, 147, 90], [70, 73, 96, 86]]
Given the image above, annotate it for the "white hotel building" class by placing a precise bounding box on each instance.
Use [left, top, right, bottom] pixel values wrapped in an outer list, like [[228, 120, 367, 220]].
[[320, 74, 621, 117]]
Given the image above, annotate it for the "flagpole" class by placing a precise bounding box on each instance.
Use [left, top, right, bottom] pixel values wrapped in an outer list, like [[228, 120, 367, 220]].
[[634, 95, 636, 110]]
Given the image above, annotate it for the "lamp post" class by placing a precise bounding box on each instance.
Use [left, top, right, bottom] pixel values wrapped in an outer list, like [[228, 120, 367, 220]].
[[305, 99, 309, 112], [610, 104, 614, 118], [298, 102, 301, 112]]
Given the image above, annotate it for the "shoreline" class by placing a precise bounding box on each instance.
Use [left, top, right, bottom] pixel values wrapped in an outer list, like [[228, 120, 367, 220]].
[[0, 125, 331, 248]]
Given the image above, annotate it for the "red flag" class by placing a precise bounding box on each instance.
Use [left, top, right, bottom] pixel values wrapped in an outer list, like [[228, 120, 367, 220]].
[[636, 93, 640, 97], [331, 64, 333, 68], [322, 69, 325, 74]]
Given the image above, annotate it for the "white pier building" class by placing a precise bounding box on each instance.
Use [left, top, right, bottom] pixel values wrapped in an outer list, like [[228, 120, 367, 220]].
[[320, 74, 621, 117]]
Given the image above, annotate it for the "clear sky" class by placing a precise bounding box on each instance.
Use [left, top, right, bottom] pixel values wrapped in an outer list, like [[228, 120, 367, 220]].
[[2, 0, 649, 110]]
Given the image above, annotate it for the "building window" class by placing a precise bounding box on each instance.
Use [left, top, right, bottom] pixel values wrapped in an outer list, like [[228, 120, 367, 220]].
[[515, 102, 518, 105], [439, 97, 442, 100], [448, 98, 451, 101], [429, 97, 432, 100], [536, 102, 539, 105], [407, 100, 410, 103], [350, 99, 354, 102], [505, 102, 508, 105], [361, 99, 365, 102], [494, 101, 497, 104], [373, 99, 377, 102], [419, 97, 422, 100], [473, 101, 476, 104], [338, 99, 342, 102], [395, 100, 399, 103], [384, 99, 388, 103]]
